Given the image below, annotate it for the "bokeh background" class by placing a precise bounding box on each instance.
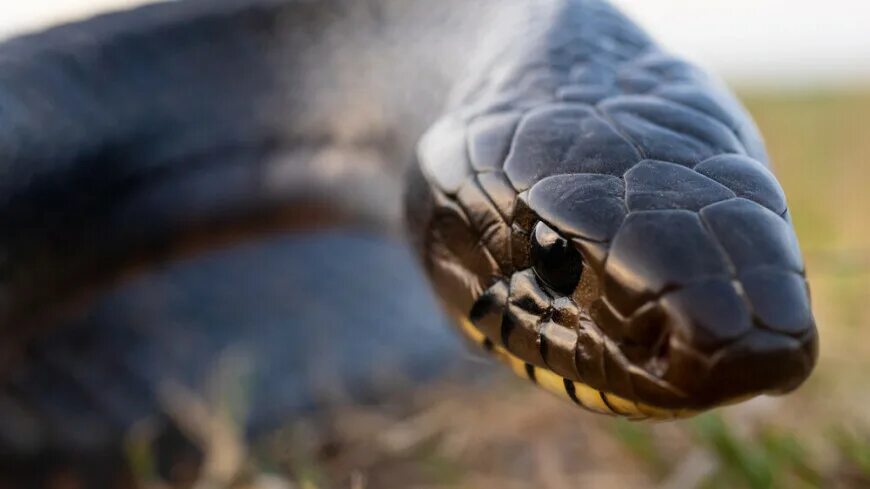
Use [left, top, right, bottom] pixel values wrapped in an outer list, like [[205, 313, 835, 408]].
[[2, 1, 869, 488]]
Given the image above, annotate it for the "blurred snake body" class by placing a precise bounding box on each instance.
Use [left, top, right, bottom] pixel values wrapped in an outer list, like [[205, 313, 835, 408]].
[[0, 0, 818, 452]]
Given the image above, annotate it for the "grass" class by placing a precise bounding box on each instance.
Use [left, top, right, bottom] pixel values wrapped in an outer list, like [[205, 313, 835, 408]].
[[688, 414, 822, 489]]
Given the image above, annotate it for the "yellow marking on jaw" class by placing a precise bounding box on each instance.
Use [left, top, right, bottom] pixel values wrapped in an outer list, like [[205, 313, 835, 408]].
[[532, 365, 573, 402], [602, 392, 642, 418], [454, 315, 697, 420], [456, 314, 487, 344], [490, 343, 531, 379], [572, 381, 614, 414]]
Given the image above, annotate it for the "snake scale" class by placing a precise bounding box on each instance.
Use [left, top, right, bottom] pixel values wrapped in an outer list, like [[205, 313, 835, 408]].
[[0, 0, 818, 484]]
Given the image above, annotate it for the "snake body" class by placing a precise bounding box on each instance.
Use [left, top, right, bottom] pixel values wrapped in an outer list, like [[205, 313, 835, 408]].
[[0, 0, 817, 480]]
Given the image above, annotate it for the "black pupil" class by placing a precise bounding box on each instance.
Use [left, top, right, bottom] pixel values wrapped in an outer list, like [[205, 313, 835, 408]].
[[530, 222, 583, 294]]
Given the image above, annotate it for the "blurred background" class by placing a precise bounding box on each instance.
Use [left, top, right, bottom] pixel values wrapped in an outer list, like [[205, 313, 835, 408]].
[[1, 1, 869, 488]]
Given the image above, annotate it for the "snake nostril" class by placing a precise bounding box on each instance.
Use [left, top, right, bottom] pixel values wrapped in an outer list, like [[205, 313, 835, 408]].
[[619, 300, 669, 366], [589, 297, 627, 342], [588, 293, 675, 371], [627, 301, 667, 344], [645, 330, 671, 378]]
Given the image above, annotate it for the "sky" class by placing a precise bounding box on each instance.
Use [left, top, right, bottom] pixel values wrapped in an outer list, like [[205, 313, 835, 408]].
[[613, 0, 870, 88], [1, 0, 869, 88]]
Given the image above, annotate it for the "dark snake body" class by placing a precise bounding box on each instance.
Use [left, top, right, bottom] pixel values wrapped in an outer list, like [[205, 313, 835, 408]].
[[0, 0, 817, 484]]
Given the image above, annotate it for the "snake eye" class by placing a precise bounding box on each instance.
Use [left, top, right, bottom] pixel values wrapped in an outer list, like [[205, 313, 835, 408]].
[[530, 221, 583, 294]]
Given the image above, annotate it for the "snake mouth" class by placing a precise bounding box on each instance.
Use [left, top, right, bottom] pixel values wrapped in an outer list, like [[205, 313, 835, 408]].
[[465, 267, 818, 417], [463, 276, 691, 419], [600, 275, 819, 410]]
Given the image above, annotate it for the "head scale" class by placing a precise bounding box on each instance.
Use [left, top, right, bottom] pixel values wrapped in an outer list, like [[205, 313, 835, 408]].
[[406, 89, 818, 420]]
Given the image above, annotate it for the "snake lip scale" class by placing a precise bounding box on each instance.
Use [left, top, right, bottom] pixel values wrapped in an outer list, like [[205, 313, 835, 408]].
[[0, 0, 818, 469]]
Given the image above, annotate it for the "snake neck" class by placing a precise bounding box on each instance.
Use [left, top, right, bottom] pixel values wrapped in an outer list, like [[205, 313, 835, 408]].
[[0, 0, 546, 329]]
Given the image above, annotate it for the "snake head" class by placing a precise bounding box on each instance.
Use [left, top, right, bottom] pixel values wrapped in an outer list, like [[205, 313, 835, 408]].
[[408, 101, 818, 418]]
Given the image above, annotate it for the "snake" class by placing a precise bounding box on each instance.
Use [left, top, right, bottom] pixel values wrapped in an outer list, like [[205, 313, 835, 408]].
[[0, 0, 818, 479]]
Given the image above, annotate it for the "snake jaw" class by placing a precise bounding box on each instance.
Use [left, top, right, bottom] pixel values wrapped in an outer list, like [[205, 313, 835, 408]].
[[460, 276, 695, 419], [464, 269, 816, 417], [458, 190, 819, 413]]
